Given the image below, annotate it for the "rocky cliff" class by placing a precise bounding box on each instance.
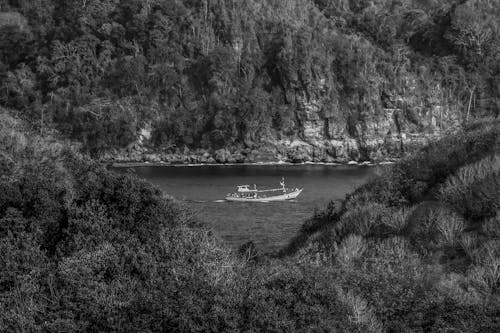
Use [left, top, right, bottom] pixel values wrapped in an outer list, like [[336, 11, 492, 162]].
[[105, 69, 464, 164], [106, 95, 462, 165]]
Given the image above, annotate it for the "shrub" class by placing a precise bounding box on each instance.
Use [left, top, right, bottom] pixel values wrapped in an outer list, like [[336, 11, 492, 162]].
[[343, 167, 413, 209], [481, 213, 500, 238], [383, 208, 409, 232], [336, 202, 394, 238], [436, 210, 466, 247], [459, 232, 479, 260], [241, 263, 356, 332], [401, 124, 500, 191], [404, 203, 467, 253], [439, 155, 500, 220], [467, 241, 500, 294], [334, 245, 430, 331], [335, 287, 384, 333], [367, 236, 417, 264], [0, 213, 47, 332], [336, 234, 366, 265], [436, 272, 484, 306]]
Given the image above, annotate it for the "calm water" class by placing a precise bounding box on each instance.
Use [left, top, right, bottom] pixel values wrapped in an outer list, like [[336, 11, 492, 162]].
[[119, 164, 377, 252]]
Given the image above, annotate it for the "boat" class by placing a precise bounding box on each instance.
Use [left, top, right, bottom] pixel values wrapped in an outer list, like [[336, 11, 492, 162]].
[[225, 178, 303, 202]]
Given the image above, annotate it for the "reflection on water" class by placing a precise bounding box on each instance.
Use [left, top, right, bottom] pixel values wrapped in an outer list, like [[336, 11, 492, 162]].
[[117, 164, 378, 252]]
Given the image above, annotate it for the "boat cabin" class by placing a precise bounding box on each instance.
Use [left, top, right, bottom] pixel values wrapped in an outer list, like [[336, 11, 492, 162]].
[[237, 185, 257, 192]]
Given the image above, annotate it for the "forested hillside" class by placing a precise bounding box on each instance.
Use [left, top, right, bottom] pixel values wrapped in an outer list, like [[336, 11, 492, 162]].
[[1, 0, 499, 162]]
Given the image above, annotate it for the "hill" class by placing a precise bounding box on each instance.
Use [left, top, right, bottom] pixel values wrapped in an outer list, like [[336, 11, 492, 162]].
[[0, 109, 237, 331], [283, 118, 500, 331], [1, 0, 499, 163], [0, 107, 388, 331], [1, 109, 500, 331]]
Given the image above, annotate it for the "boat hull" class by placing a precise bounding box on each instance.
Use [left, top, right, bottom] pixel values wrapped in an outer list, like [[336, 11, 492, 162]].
[[225, 189, 303, 202]]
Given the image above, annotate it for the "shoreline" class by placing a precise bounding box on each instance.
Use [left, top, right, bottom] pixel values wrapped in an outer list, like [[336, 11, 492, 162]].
[[109, 160, 397, 168], [101, 133, 441, 169]]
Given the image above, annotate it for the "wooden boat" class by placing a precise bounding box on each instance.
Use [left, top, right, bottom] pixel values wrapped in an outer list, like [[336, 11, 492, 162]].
[[225, 178, 303, 202]]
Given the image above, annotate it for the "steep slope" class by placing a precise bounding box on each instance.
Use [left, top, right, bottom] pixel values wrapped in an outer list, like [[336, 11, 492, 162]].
[[283, 119, 500, 331], [0, 108, 402, 331], [1, 0, 499, 163], [286, 119, 499, 253], [2, 109, 499, 331], [0, 109, 237, 331]]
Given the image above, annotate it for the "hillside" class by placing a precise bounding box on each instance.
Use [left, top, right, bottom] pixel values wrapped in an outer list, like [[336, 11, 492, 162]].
[[1, 110, 500, 331], [283, 118, 500, 331], [1, 0, 500, 330], [1, 0, 499, 163], [0, 109, 233, 330]]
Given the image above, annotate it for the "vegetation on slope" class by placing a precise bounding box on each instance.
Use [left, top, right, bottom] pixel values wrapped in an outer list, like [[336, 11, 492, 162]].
[[1, 0, 499, 155], [284, 119, 500, 331], [0, 110, 234, 331], [0, 109, 385, 332], [1, 0, 500, 331], [2, 108, 500, 331]]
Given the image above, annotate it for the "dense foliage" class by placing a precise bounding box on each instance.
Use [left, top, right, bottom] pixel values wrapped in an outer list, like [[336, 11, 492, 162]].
[[1, 113, 499, 332], [1, 0, 500, 329], [0, 0, 499, 153], [285, 118, 500, 331], [0, 110, 375, 332]]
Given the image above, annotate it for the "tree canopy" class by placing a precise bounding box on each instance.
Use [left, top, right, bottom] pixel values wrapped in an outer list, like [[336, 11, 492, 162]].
[[0, 0, 498, 153]]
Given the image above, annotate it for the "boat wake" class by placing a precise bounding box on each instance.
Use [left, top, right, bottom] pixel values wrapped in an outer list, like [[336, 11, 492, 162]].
[[213, 200, 226, 203]]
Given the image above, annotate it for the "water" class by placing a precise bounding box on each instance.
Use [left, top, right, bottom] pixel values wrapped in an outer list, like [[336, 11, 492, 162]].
[[118, 164, 377, 252]]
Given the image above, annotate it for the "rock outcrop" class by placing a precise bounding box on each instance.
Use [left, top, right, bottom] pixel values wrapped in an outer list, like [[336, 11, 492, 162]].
[[103, 99, 462, 165], [103, 64, 464, 165]]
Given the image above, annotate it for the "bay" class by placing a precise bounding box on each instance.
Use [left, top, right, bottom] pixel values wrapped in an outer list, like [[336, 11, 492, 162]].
[[118, 164, 378, 252]]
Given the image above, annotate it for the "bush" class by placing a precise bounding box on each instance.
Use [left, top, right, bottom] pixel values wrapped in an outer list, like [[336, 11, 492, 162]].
[[467, 241, 500, 294], [399, 124, 500, 196], [436, 210, 466, 247], [439, 155, 500, 220], [482, 213, 500, 238], [336, 234, 366, 265]]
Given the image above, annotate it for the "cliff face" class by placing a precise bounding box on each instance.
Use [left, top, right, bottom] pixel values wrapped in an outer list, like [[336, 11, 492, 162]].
[[107, 53, 465, 164], [283, 75, 463, 162], [108, 79, 463, 164]]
